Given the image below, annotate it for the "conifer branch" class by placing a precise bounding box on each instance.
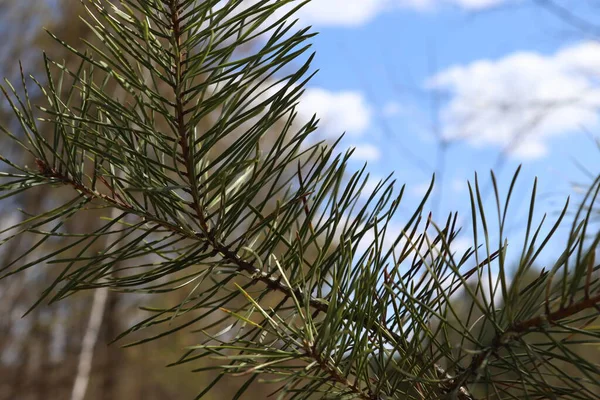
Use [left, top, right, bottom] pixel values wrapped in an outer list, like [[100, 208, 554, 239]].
[[35, 156, 476, 399], [1, 1, 600, 399]]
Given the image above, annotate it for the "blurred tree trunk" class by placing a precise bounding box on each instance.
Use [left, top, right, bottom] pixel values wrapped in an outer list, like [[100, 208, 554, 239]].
[[70, 288, 108, 400], [34, 313, 52, 400], [100, 290, 121, 400]]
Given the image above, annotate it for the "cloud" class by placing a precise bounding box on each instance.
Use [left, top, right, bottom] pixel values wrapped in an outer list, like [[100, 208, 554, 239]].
[[215, 0, 513, 31], [412, 181, 436, 197], [349, 143, 381, 161], [382, 101, 405, 117], [211, 81, 374, 147], [451, 178, 467, 193], [449, 236, 472, 256], [225, 0, 393, 28], [296, 0, 393, 27], [428, 41, 600, 159], [450, 0, 508, 9], [294, 0, 512, 27], [360, 176, 387, 199], [296, 88, 373, 138]]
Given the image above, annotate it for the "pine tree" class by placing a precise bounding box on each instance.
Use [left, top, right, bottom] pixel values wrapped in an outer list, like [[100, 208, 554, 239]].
[[1, 1, 600, 399]]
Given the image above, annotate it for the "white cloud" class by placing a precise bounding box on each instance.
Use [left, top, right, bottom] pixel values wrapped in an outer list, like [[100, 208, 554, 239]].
[[349, 143, 381, 161], [382, 101, 404, 117], [296, 0, 393, 27], [450, 178, 467, 193], [294, 0, 512, 26], [450, 0, 508, 9], [297, 88, 373, 138], [412, 181, 435, 197], [360, 176, 387, 199], [449, 236, 472, 256], [212, 81, 374, 147], [215, 0, 513, 31], [353, 219, 443, 261], [428, 41, 600, 159], [227, 0, 393, 28]]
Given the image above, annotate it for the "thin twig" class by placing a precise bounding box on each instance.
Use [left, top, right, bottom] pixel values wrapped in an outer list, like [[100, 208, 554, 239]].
[[451, 287, 600, 393], [305, 342, 378, 400]]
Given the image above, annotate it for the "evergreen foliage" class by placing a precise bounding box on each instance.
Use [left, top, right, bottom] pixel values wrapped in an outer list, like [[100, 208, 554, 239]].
[[1, 1, 600, 399]]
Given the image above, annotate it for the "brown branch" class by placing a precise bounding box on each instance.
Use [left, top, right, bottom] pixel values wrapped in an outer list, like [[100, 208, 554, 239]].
[[168, 0, 208, 233], [451, 287, 600, 394], [305, 343, 378, 400], [384, 248, 504, 398], [511, 291, 600, 335]]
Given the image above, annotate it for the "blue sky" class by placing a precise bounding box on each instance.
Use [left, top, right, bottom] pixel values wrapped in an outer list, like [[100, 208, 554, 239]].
[[284, 0, 600, 272]]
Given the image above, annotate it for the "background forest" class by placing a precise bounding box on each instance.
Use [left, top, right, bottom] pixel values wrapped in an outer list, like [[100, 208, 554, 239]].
[[1, 1, 600, 399]]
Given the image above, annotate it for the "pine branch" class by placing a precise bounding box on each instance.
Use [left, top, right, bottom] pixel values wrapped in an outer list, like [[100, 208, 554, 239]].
[[304, 342, 379, 400], [35, 156, 478, 399], [2, 1, 600, 399], [168, 0, 210, 234], [452, 283, 600, 394]]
